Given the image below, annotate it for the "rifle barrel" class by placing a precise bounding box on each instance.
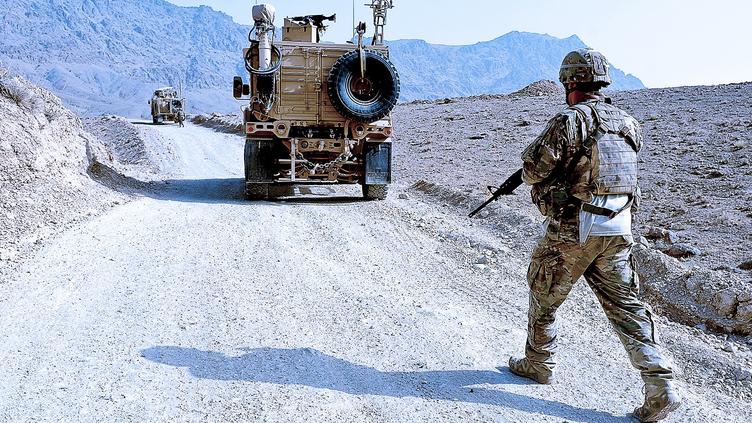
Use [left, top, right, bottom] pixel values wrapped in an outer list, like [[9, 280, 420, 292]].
[[467, 168, 524, 218], [468, 196, 498, 218]]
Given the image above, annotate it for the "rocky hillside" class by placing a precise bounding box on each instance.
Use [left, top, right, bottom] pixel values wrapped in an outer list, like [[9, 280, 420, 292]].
[[1, 0, 644, 115], [388, 32, 644, 101], [0, 0, 248, 117]]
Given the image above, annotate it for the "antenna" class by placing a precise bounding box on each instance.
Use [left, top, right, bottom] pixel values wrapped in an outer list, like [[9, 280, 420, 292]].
[[352, 0, 356, 39], [368, 0, 394, 45]]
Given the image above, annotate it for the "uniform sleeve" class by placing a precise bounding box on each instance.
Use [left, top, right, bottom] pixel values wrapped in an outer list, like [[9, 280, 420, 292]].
[[621, 115, 644, 153], [632, 118, 644, 153], [520, 115, 569, 185]]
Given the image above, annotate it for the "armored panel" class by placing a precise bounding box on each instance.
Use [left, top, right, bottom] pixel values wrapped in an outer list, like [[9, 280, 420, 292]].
[[283, 18, 317, 42]]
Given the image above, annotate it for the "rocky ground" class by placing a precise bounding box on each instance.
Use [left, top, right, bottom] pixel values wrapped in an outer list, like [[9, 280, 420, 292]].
[[189, 84, 752, 410], [1, 74, 751, 421], [83, 115, 180, 177]]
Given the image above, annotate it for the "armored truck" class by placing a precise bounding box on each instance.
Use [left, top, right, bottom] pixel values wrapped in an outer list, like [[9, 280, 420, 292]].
[[233, 1, 400, 200], [149, 87, 185, 125]]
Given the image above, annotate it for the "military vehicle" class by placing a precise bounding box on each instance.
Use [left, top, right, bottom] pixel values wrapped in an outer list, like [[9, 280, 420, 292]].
[[149, 87, 186, 125], [233, 1, 400, 200]]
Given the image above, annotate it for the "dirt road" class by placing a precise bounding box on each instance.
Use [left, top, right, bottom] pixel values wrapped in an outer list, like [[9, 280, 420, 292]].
[[0, 123, 748, 422]]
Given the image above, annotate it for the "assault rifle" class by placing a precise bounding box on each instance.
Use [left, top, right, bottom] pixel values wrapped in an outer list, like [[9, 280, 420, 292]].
[[468, 169, 524, 218]]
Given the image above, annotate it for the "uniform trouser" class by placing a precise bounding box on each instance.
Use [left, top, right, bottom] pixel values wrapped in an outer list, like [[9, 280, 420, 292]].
[[525, 231, 674, 384]]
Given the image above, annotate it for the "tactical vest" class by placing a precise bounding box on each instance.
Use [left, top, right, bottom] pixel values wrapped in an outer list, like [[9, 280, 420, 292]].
[[572, 102, 640, 196], [533, 100, 641, 221]]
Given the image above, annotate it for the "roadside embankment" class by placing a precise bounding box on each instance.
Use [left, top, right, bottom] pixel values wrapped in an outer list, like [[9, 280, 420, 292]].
[[0, 71, 171, 274]]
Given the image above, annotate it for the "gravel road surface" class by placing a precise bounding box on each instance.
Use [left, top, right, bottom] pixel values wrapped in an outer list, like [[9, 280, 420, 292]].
[[0, 123, 748, 422]]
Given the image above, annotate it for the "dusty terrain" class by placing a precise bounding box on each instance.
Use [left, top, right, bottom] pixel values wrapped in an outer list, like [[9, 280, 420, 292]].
[[1, 77, 751, 421], [193, 82, 752, 334]]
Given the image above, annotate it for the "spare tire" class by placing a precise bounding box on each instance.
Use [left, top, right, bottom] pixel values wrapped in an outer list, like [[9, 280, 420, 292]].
[[327, 50, 400, 123]]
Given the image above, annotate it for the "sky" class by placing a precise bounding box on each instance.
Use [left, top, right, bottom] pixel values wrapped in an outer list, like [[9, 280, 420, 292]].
[[167, 0, 752, 88]]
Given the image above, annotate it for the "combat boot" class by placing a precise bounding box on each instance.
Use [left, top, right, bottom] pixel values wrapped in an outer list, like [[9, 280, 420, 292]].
[[507, 357, 554, 384], [633, 380, 681, 422]]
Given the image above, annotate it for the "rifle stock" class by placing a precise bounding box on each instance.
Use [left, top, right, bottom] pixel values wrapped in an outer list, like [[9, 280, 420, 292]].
[[468, 168, 524, 218]]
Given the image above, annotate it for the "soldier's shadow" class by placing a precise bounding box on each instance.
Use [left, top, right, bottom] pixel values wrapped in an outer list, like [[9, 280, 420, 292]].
[[141, 346, 630, 422]]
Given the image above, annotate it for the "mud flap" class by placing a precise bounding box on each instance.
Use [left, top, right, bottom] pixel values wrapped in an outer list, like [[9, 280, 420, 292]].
[[364, 142, 392, 185], [245, 138, 276, 183]]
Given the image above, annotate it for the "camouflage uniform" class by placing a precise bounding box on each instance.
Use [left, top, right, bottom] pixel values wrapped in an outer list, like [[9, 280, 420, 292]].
[[519, 96, 675, 387]]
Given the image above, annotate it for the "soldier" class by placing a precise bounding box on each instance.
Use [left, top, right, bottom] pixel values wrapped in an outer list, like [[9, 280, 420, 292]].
[[508, 49, 681, 422]]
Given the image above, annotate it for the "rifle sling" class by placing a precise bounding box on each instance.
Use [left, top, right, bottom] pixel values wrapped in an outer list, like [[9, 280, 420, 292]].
[[581, 196, 634, 219]]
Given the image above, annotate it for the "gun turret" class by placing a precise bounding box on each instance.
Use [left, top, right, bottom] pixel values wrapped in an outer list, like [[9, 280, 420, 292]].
[[288, 14, 337, 28], [285, 14, 336, 43]]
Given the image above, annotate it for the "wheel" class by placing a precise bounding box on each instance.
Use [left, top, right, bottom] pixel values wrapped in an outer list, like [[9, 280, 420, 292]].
[[363, 184, 388, 200], [327, 50, 400, 123], [245, 183, 269, 200], [268, 184, 294, 198], [152, 116, 159, 124]]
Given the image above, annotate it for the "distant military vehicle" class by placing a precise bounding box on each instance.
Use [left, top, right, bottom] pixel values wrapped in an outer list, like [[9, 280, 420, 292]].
[[149, 87, 185, 125], [233, 1, 400, 200]]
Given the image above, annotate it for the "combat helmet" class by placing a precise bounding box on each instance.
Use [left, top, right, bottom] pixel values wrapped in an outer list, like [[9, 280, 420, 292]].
[[559, 49, 612, 86]]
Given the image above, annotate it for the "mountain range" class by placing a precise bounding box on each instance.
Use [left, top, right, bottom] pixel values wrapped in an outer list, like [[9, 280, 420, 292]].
[[386, 33, 644, 101], [0, 0, 644, 116]]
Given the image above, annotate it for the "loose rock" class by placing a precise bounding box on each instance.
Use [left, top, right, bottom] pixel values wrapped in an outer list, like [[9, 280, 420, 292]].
[[713, 290, 739, 317], [663, 243, 701, 259], [737, 303, 752, 323], [739, 259, 752, 271], [644, 226, 678, 243]]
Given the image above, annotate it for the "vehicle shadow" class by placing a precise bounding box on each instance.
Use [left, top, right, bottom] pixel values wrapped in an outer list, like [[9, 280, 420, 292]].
[[147, 179, 367, 205], [141, 346, 630, 422], [149, 178, 248, 203], [90, 164, 367, 205]]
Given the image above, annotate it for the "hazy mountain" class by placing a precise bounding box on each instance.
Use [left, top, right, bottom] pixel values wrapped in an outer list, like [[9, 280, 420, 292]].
[[0, 0, 249, 117], [388, 32, 644, 101], [0, 0, 644, 116]]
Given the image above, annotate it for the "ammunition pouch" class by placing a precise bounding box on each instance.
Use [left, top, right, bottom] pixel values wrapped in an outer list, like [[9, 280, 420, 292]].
[[543, 188, 580, 222]]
